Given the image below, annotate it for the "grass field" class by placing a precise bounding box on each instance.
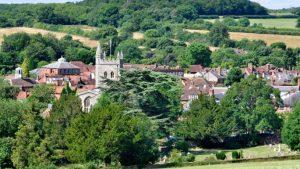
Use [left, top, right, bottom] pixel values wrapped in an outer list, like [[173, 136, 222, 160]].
[[250, 18, 298, 29], [185, 29, 300, 48], [204, 18, 298, 29], [171, 160, 300, 169], [191, 144, 298, 162], [0, 27, 98, 48]]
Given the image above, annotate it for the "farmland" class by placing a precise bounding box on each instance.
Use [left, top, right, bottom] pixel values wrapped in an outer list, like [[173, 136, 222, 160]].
[[0, 27, 98, 48], [250, 18, 298, 29], [185, 29, 300, 48]]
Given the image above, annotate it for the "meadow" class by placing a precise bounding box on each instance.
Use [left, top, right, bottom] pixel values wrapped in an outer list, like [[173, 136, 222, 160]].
[[171, 160, 300, 169], [250, 18, 298, 29], [0, 27, 98, 48], [185, 29, 300, 48]]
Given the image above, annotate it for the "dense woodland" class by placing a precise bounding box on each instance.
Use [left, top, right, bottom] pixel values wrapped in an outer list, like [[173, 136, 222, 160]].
[[0, 0, 267, 27]]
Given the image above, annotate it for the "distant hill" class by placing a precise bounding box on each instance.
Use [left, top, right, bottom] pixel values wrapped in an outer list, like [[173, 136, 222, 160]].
[[0, 0, 267, 28]]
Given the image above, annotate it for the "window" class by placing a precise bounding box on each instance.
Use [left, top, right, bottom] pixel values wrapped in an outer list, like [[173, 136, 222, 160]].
[[84, 97, 91, 112], [104, 71, 107, 78], [111, 72, 115, 78]]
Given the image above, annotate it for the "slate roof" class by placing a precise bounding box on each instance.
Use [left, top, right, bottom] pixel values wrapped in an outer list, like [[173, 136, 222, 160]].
[[43, 58, 79, 69], [11, 78, 37, 88]]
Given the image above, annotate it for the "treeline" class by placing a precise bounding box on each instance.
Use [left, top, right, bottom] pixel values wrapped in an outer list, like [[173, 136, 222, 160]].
[[0, 33, 94, 74], [0, 0, 267, 28]]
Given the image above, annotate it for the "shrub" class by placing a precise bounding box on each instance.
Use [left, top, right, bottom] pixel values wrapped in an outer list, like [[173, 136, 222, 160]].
[[215, 151, 226, 160], [231, 151, 243, 159], [169, 149, 184, 164], [175, 140, 189, 153], [185, 154, 195, 162]]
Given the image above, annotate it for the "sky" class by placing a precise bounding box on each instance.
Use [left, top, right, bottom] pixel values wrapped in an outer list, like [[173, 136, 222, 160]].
[[0, 0, 300, 9]]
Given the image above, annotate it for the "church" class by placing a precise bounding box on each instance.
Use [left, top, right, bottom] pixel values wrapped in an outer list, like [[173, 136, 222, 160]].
[[77, 44, 124, 112]]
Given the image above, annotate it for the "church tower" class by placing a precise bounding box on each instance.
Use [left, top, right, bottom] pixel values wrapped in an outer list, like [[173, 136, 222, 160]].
[[95, 44, 124, 88]]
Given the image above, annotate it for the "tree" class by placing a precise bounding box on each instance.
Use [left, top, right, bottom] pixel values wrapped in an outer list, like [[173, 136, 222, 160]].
[[176, 95, 235, 146], [0, 78, 19, 99], [209, 21, 230, 47], [0, 137, 13, 168], [28, 84, 55, 110], [65, 101, 159, 167], [116, 40, 142, 63], [297, 18, 300, 28], [221, 76, 282, 136], [237, 18, 250, 27], [271, 42, 287, 50], [225, 67, 244, 86], [282, 102, 300, 151], [176, 5, 197, 20], [182, 43, 211, 67], [12, 104, 49, 168], [21, 56, 31, 77], [0, 100, 26, 137]]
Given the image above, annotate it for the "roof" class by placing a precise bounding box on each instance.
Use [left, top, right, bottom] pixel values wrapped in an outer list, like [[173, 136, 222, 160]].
[[11, 78, 37, 88], [190, 65, 203, 73], [43, 58, 79, 69]]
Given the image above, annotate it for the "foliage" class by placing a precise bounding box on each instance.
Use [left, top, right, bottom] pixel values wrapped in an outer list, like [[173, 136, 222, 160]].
[[65, 101, 159, 167], [231, 151, 243, 159], [105, 69, 182, 121], [28, 84, 55, 110], [116, 40, 142, 63], [221, 76, 282, 135], [180, 42, 211, 67], [215, 151, 226, 160], [176, 95, 235, 146], [208, 21, 230, 47], [225, 67, 244, 86], [0, 99, 26, 137], [0, 137, 13, 168], [0, 77, 20, 99], [175, 140, 189, 153], [282, 102, 300, 151]]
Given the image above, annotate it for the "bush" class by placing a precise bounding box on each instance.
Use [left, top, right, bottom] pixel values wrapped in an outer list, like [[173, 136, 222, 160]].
[[231, 151, 243, 159], [175, 140, 189, 153], [185, 154, 195, 162], [169, 149, 184, 164], [215, 151, 226, 160]]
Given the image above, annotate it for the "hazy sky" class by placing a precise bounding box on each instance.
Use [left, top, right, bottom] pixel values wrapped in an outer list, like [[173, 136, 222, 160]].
[[0, 0, 300, 9]]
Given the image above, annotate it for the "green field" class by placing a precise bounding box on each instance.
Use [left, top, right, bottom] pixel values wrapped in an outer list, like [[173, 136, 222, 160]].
[[192, 144, 298, 162], [250, 18, 298, 29], [204, 18, 298, 29], [171, 160, 300, 169]]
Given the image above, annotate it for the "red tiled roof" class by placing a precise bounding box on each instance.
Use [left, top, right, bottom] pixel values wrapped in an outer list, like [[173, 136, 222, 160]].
[[190, 65, 203, 73]]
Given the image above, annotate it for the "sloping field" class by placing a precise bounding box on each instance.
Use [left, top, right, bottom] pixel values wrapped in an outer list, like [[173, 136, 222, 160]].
[[185, 29, 300, 48], [0, 27, 98, 48], [250, 18, 298, 29]]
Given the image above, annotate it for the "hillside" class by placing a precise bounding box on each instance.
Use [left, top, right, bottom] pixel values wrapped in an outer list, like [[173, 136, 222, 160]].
[[0, 0, 267, 28], [0, 27, 98, 48]]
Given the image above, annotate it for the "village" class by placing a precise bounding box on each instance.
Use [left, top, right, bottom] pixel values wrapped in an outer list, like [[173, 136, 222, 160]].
[[5, 44, 300, 114]]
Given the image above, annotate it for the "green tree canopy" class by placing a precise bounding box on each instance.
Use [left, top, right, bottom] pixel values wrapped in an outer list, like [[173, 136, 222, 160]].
[[225, 67, 244, 86], [282, 102, 300, 151]]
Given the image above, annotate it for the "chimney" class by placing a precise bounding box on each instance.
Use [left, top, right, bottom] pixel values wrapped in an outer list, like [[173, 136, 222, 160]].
[[248, 63, 253, 73], [209, 89, 214, 96], [216, 67, 221, 76]]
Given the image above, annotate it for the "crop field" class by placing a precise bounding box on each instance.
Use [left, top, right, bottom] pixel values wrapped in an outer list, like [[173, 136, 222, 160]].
[[171, 160, 300, 169], [185, 29, 300, 48], [250, 18, 298, 29], [0, 27, 98, 48]]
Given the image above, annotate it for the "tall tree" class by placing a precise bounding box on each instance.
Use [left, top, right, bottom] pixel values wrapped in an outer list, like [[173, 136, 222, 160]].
[[208, 21, 230, 47], [183, 42, 212, 67], [225, 67, 244, 86], [282, 102, 300, 151]]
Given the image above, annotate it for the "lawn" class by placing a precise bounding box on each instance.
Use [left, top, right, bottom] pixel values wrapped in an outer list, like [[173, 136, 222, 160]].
[[191, 144, 298, 162], [171, 159, 300, 169], [250, 18, 298, 29]]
